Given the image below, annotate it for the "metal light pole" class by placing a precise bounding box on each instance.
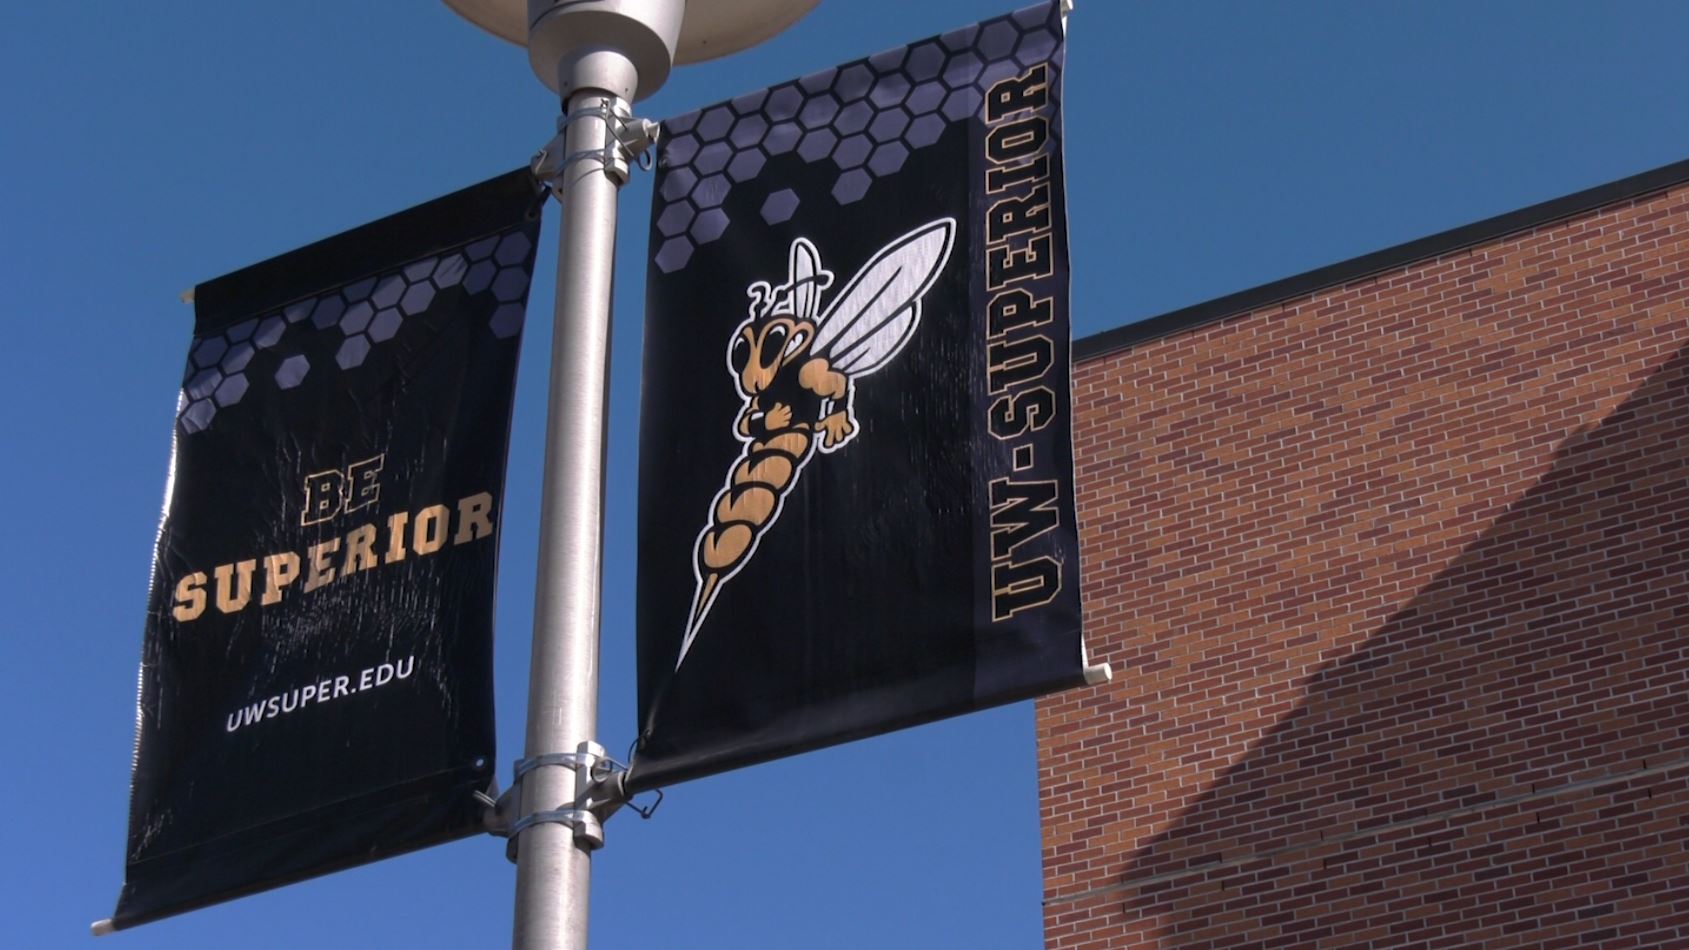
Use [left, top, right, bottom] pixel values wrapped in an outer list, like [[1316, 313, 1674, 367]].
[[440, 2, 817, 948]]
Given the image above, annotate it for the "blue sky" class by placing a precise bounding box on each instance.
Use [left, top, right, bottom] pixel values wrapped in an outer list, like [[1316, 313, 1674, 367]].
[[5, 2, 1689, 947]]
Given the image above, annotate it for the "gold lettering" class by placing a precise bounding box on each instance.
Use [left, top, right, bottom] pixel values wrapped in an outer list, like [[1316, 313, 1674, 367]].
[[991, 556, 1061, 621], [346, 454, 384, 514], [341, 524, 378, 575], [985, 155, 1049, 194], [301, 469, 344, 525], [213, 559, 257, 614], [985, 184, 1051, 244], [412, 504, 448, 555], [985, 234, 1054, 289], [454, 492, 495, 545], [176, 489, 502, 613], [984, 64, 1048, 122], [262, 552, 300, 605], [384, 511, 409, 564], [989, 386, 1056, 440], [985, 116, 1048, 163], [987, 288, 1053, 338], [304, 538, 341, 592], [172, 572, 207, 622], [987, 333, 1054, 393], [988, 477, 1060, 559]]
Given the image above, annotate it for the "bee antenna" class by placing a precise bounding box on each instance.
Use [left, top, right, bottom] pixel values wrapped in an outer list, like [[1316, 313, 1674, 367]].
[[746, 281, 773, 318]]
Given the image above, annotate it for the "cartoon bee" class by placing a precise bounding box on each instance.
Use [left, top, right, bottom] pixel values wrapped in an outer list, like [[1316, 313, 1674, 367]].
[[678, 218, 958, 667]]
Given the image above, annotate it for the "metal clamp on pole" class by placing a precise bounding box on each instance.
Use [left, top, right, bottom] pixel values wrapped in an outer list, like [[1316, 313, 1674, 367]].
[[531, 103, 660, 190], [509, 808, 603, 848], [513, 749, 605, 784], [481, 740, 643, 862]]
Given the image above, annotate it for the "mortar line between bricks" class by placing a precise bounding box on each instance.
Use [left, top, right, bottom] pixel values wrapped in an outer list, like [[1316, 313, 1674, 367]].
[[1042, 754, 1689, 907]]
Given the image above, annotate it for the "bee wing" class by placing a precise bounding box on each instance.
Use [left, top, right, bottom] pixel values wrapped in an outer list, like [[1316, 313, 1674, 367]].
[[790, 237, 824, 321], [812, 218, 956, 377]]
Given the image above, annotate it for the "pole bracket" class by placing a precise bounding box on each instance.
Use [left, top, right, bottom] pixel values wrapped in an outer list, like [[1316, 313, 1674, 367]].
[[531, 101, 660, 190], [481, 741, 655, 862], [513, 750, 601, 783], [508, 808, 604, 849]]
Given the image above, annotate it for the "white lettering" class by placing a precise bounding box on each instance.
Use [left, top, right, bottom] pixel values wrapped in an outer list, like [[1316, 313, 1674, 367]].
[[218, 656, 419, 735]]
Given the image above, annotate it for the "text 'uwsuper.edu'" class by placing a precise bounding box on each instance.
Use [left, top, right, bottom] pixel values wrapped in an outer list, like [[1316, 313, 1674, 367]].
[[225, 656, 414, 733]]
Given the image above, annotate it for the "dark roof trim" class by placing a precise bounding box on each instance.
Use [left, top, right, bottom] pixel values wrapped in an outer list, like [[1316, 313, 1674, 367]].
[[1074, 156, 1689, 363]]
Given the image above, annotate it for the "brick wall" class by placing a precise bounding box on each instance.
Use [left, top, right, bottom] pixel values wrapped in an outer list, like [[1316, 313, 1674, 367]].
[[1040, 181, 1689, 947]]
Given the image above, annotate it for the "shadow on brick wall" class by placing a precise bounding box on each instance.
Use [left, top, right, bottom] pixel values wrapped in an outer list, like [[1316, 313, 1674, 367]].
[[1118, 339, 1689, 943]]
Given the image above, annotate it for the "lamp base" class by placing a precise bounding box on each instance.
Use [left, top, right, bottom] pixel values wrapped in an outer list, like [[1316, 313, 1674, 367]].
[[442, 0, 819, 100]]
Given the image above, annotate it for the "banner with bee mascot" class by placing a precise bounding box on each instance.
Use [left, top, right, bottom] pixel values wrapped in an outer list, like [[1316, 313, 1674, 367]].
[[108, 170, 537, 929], [634, 1, 1085, 789]]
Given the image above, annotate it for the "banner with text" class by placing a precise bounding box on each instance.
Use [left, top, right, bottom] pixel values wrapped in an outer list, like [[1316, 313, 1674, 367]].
[[110, 169, 539, 928], [633, 2, 1083, 789]]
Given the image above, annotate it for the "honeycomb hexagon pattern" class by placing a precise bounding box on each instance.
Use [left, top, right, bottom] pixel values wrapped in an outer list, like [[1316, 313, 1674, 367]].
[[274, 355, 310, 391], [177, 223, 537, 434], [651, 3, 1063, 274], [760, 188, 800, 225]]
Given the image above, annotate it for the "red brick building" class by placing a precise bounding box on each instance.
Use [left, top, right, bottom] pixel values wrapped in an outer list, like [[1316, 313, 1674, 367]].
[[1040, 160, 1689, 947]]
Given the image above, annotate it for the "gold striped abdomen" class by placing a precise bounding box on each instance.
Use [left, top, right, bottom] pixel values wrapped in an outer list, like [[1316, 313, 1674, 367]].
[[696, 428, 813, 576]]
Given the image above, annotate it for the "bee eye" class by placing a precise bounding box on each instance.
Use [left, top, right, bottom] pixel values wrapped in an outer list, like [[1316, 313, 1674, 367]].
[[761, 326, 787, 368], [730, 337, 751, 373]]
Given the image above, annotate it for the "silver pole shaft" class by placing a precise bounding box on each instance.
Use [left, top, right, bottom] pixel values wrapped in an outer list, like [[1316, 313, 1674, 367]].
[[512, 80, 628, 950]]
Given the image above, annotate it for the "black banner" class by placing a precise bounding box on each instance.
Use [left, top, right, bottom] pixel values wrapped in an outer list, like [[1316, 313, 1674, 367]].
[[633, 2, 1082, 789], [110, 169, 540, 928]]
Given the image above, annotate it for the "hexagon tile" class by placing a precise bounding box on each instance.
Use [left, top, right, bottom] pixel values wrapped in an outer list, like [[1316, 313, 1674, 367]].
[[650, 2, 1064, 274], [177, 224, 538, 434]]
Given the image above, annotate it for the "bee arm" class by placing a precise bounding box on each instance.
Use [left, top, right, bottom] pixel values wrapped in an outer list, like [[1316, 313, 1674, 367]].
[[824, 381, 854, 420], [819, 383, 857, 443], [798, 357, 849, 400]]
